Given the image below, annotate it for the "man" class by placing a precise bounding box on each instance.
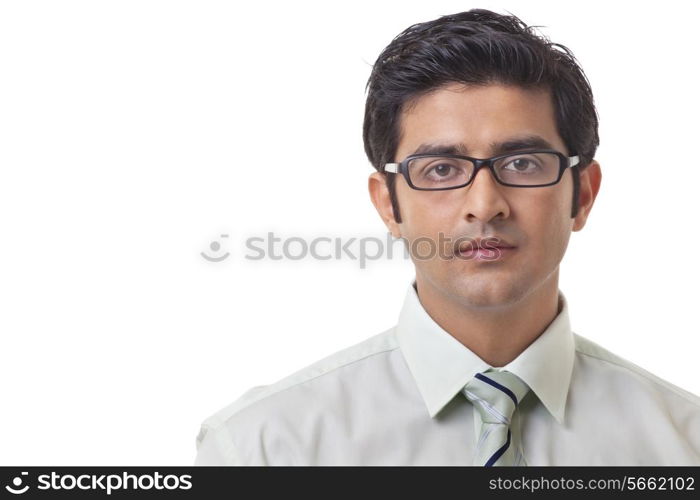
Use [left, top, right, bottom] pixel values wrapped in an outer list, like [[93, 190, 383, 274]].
[[194, 9, 700, 465]]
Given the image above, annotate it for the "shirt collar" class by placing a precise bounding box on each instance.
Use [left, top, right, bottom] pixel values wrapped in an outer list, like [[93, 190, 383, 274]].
[[395, 279, 574, 424]]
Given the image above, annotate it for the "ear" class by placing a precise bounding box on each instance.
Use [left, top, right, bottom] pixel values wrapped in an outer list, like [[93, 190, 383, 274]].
[[368, 172, 401, 238], [572, 160, 602, 232]]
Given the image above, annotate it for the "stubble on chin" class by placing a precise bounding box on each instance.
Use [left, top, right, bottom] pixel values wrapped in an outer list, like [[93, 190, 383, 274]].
[[438, 267, 536, 310]]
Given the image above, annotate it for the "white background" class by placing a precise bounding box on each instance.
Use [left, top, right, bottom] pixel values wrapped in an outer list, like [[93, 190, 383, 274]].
[[1, 0, 698, 465]]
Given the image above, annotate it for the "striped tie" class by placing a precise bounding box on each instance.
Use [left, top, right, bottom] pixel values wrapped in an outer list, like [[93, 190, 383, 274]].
[[462, 369, 530, 466]]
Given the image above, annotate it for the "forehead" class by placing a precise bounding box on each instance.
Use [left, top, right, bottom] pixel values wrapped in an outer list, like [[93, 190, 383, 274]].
[[396, 82, 565, 159]]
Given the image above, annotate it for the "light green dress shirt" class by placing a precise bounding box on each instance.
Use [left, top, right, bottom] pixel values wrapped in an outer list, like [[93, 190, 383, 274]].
[[195, 280, 700, 465]]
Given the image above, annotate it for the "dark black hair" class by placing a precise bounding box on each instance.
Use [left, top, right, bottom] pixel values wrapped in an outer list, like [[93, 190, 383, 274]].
[[363, 9, 599, 221]]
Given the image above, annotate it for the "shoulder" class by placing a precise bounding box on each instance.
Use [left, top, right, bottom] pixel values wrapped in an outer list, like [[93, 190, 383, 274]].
[[573, 332, 700, 408], [198, 326, 400, 431], [195, 326, 401, 464]]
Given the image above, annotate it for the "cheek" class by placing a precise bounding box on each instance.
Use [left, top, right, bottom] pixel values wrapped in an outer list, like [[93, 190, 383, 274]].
[[397, 196, 461, 261], [397, 188, 456, 236], [517, 190, 573, 257]]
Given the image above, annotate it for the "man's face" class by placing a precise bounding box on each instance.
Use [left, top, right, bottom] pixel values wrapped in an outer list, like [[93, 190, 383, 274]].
[[370, 82, 599, 309]]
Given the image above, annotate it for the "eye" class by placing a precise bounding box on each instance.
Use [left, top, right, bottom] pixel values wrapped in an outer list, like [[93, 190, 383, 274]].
[[502, 156, 542, 173], [408, 156, 471, 187], [428, 163, 457, 177], [419, 159, 465, 179]]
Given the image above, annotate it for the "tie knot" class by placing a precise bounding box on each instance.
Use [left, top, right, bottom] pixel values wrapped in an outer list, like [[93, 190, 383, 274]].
[[462, 370, 530, 424]]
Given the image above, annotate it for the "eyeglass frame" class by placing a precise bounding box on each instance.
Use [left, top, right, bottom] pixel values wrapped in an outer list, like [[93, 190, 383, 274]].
[[384, 149, 580, 190]]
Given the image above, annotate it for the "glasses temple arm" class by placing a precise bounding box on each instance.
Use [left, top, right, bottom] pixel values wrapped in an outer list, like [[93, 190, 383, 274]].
[[384, 163, 399, 173]]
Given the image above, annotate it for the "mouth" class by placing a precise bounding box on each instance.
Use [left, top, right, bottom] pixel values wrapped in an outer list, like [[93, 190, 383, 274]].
[[455, 237, 517, 261]]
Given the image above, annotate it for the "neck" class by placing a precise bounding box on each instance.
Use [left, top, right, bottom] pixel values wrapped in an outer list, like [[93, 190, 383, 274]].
[[414, 271, 561, 367]]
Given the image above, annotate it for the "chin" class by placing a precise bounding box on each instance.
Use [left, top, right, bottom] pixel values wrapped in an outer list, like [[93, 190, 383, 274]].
[[448, 275, 532, 308]]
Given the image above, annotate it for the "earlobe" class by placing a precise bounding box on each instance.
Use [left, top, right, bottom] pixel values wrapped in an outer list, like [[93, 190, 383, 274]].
[[572, 160, 602, 232], [368, 172, 401, 238]]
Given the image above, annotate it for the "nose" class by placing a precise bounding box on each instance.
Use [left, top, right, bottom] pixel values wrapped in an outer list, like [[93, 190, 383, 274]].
[[461, 165, 511, 223]]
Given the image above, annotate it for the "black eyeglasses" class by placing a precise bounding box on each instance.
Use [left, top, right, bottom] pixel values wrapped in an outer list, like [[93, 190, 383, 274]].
[[384, 150, 580, 190]]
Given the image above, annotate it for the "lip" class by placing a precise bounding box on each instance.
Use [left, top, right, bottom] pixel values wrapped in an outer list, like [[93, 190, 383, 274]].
[[457, 245, 515, 260], [455, 237, 517, 261], [455, 236, 516, 250]]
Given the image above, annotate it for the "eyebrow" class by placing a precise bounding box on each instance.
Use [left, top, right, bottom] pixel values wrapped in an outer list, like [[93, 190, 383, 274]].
[[409, 135, 557, 157]]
